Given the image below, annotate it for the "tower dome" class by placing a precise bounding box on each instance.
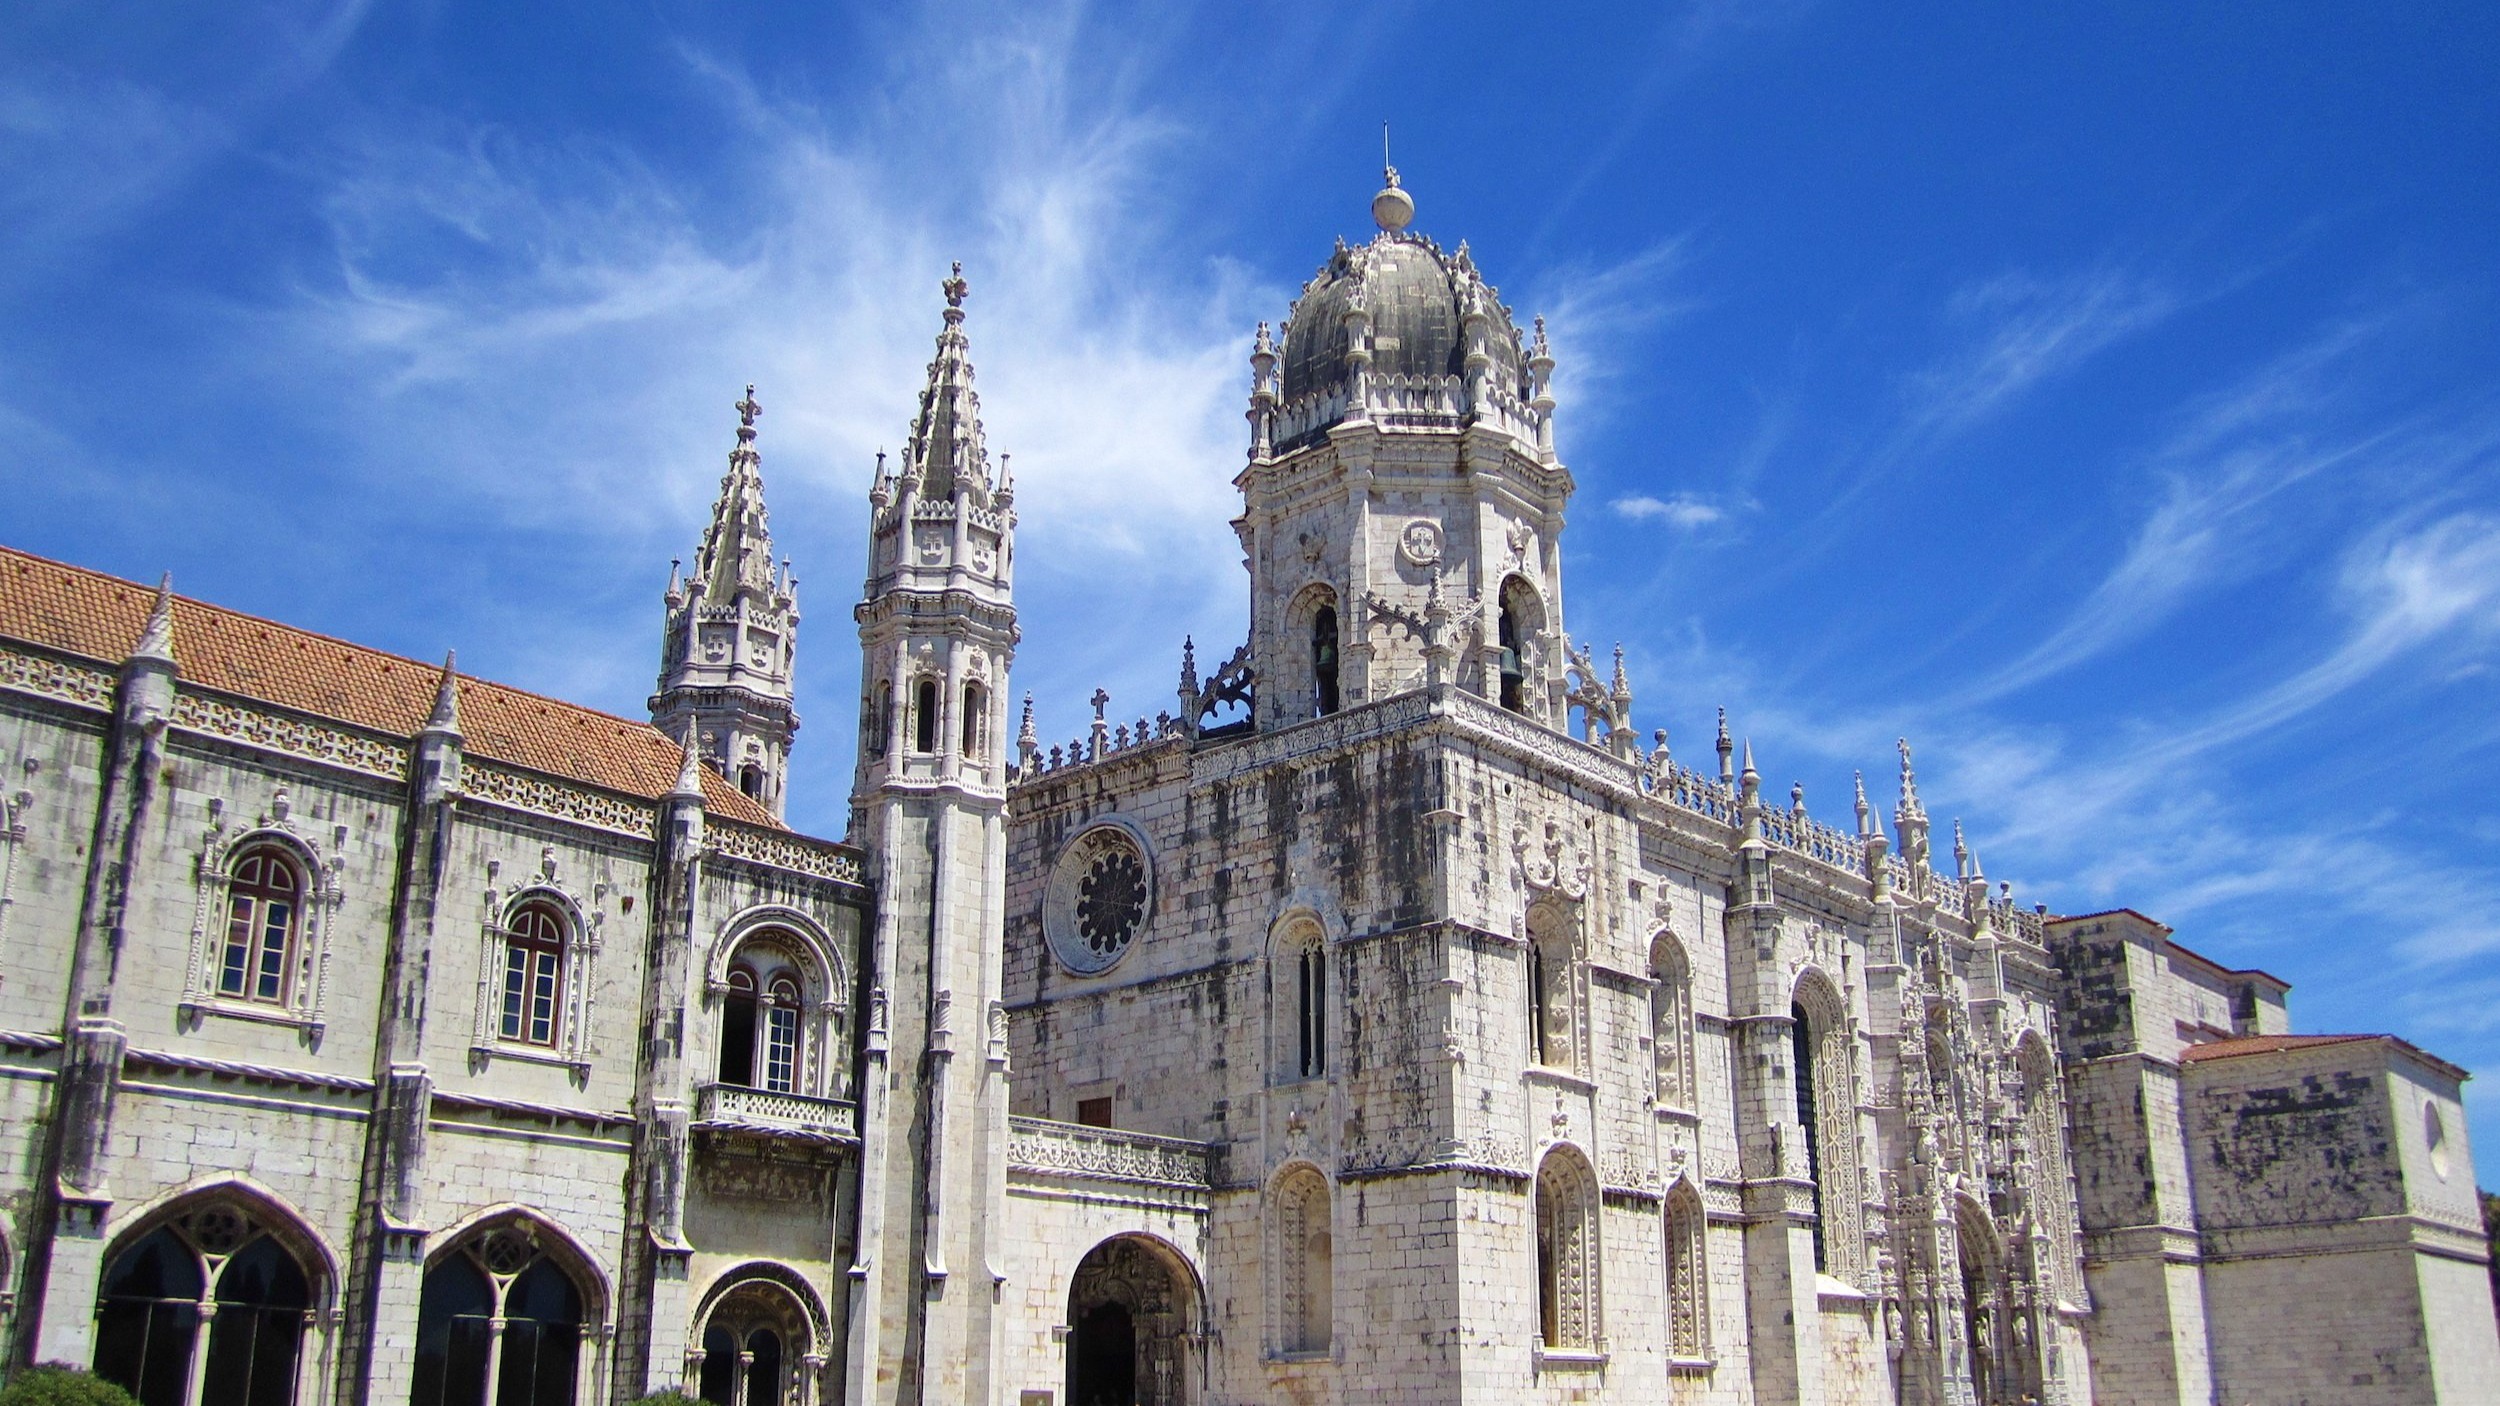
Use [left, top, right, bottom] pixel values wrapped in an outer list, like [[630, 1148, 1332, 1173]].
[[1268, 171, 1540, 451]]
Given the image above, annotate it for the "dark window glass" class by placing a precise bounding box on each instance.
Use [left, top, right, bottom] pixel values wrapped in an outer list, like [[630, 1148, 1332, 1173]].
[[697, 1326, 738, 1406], [719, 969, 758, 1087], [97, 1228, 205, 1406], [1311, 607, 1339, 716], [500, 907, 565, 1047], [498, 1260, 582, 1406], [1075, 1097, 1114, 1128], [745, 1329, 782, 1406], [201, 1235, 310, 1406], [411, 1255, 493, 1406], [1793, 1002, 1827, 1272], [961, 683, 986, 758], [913, 679, 939, 754]]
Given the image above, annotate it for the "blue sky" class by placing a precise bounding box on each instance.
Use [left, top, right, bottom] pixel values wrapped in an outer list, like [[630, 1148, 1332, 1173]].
[[9, 4, 2500, 1122]]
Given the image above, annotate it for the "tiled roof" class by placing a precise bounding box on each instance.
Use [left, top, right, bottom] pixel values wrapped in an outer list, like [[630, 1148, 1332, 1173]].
[[2179, 1034, 2380, 1061], [0, 545, 782, 829]]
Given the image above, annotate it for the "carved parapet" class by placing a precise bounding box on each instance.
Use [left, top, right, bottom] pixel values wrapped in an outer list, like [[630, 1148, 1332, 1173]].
[[1007, 1115, 1211, 1190]]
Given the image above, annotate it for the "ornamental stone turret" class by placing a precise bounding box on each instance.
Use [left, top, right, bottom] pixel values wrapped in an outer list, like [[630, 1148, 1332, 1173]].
[[650, 386, 801, 817], [1230, 167, 1574, 733]]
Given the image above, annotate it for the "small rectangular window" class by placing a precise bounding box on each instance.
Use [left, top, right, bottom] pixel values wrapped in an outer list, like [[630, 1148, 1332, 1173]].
[[1076, 1097, 1114, 1128]]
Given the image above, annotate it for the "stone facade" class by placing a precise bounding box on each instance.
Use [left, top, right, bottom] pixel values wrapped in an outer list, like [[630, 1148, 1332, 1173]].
[[2, 170, 2494, 1406]]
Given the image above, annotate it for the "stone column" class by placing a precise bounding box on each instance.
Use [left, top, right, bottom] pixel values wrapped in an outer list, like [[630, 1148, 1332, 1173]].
[[18, 586, 176, 1368]]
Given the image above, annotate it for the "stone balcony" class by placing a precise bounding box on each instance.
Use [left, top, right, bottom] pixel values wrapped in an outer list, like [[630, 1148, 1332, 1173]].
[[1006, 1116, 1211, 1190], [694, 1082, 857, 1144]]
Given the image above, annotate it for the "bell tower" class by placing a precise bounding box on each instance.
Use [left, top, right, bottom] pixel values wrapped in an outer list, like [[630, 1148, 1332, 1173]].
[[845, 264, 1019, 1406], [651, 386, 801, 816], [1230, 168, 1573, 732]]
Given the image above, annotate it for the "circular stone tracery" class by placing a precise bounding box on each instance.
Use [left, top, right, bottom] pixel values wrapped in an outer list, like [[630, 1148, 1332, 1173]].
[[1045, 824, 1154, 975]]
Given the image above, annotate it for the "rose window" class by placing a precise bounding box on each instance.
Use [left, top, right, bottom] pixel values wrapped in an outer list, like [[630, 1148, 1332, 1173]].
[[1044, 823, 1154, 975]]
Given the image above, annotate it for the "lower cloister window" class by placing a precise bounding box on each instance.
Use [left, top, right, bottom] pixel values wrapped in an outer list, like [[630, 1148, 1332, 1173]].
[[411, 1221, 589, 1406], [94, 1201, 319, 1406]]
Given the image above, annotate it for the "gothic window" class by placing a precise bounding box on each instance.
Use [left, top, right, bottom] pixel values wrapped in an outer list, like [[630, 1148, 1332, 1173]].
[[1310, 604, 1340, 717], [961, 680, 988, 758], [1526, 902, 1577, 1072], [1273, 920, 1328, 1083], [1534, 1146, 1600, 1351], [713, 933, 826, 1097], [1497, 595, 1527, 713], [2017, 1033, 2081, 1306], [411, 1221, 587, 1406], [1665, 1181, 1708, 1360], [219, 847, 303, 1005], [690, 1275, 815, 1406], [739, 765, 765, 801], [94, 1201, 318, 1406], [1649, 934, 1695, 1111], [1271, 1166, 1333, 1355], [499, 904, 567, 1048], [1042, 825, 1155, 976], [1791, 976, 1863, 1280], [913, 677, 939, 754]]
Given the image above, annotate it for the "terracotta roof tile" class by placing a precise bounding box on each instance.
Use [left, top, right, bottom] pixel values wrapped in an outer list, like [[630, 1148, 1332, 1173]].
[[2178, 1033, 2381, 1062], [0, 545, 782, 829]]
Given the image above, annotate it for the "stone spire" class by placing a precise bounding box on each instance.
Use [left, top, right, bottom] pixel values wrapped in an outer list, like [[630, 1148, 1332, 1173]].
[[424, 651, 460, 735], [651, 385, 803, 818], [131, 573, 176, 665], [899, 262, 991, 502], [1896, 737, 1932, 873]]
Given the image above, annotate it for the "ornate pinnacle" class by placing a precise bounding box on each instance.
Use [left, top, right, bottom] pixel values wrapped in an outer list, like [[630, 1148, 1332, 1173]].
[[132, 572, 176, 664], [1017, 691, 1038, 768], [1897, 737, 1926, 819], [1179, 636, 1199, 696], [670, 723, 707, 802], [736, 383, 761, 435], [1854, 770, 1872, 835], [1715, 707, 1734, 784], [426, 650, 461, 733], [943, 261, 968, 313], [1953, 818, 1969, 879], [1791, 781, 1806, 816]]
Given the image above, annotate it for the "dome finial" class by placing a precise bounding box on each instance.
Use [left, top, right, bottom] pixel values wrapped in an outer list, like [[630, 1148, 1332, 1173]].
[[1372, 121, 1413, 232]]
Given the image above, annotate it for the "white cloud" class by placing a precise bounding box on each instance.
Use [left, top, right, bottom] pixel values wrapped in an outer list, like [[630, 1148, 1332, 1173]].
[[1613, 493, 1725, 528], [1907, 268, 2176, 434]]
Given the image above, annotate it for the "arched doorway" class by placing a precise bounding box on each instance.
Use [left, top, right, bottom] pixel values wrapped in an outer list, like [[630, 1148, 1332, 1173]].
[[411, 1217, 595, 1406], [1065, 1236, 1198, 1406], [1955, 1196, 2022, 1406], [688, 1268, 822, 1406]]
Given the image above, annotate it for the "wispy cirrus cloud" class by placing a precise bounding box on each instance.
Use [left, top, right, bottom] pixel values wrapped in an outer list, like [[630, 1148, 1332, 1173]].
[[1904, 267, 2178, 435], [1614, 493, 1727, 528]]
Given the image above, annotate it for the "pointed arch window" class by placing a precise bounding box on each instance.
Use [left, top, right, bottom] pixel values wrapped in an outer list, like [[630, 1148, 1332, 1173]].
[[1791, 980, 1864, 1280], [961, 681, 988, 759], [94, 1203, 319, 1406], [1649, 935, 1695, 1112], [219, 847, 303, 1005], [1665, 1182, 1709, 1360], [1310, 605, 1340, 717], [1497, 598, 1527, 713], [411, 1222, 587, 1406], [1534, 1148, 1600, 1351], [913, 678, 939, 754], [1271, 1166, 1333, 1355]]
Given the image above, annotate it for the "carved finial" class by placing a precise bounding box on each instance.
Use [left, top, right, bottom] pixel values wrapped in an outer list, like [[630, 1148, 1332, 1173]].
[[132, 572, 176, 664], [1017, 691, 1038, 765], [670, 723, 706, 802], [1091, 688, 1111, 721], [1179, 636, 1199, 695], [1715, 707, 1735, 784], [1531, 315, 1552, 360], [426, 651, 460, 733], [943, 261, 968, 310], [1897, 737, 1926, 818], [1610, 644, 1630, 702], [1952, 818, 1969, 879], [1854, 771, 1872, 835], [735, 383, 761, 435], [1791, 781, 1806, 816], [1372, 130, 1415, 232], [1253, 320, 1276, 358]]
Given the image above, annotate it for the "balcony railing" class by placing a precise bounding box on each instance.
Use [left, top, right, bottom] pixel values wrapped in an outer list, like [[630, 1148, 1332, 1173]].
[[1007, 1116, 1211, 1189], [695, 1083, 857, 1142]]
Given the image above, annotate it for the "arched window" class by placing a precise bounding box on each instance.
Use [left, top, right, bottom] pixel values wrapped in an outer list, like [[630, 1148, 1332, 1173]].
[[500, 905, 567, 1048], [95, 1203, 317, 1406], [2018, 1033, 2081, 1307], [719, 968, 759, 1087], [739, 765, 764, 801], [1296, 944, 1326, 1079], [913, 678, 940, 754], [715, 938, 817, 1096], [219, 847, 304, 1005], [961, 681, 988, 759], [865, 681, 892, 760], [763, 976, 801, 1094], [1649, 934, 1695, 1111], [1665, 1181, 1708, 1360], [412, 1221, 586, 1406], [1310, 605, 1340, 717], [1791, 978, 1863, 1279], [1497, 597, 1527, 713], [1534, 1147, 1599, 1350], [1526, 903, 1575, 1072], [690, 1273, 816, 1406], [1271, 1166, 1333, 1355]]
